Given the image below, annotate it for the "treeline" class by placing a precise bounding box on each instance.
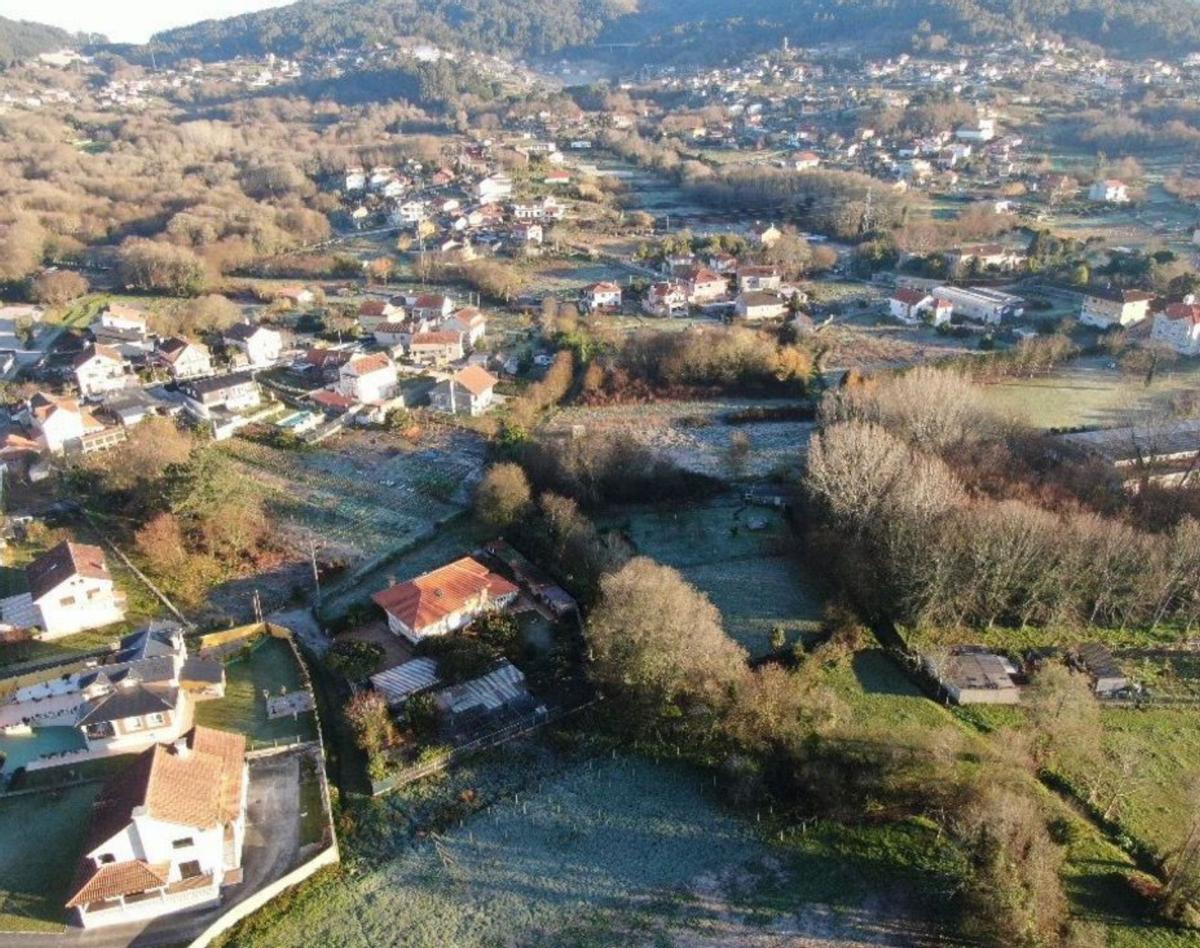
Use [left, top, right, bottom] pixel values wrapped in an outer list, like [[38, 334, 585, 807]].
[[0, 16, 76, 67], [804, 368, 1200, 633]]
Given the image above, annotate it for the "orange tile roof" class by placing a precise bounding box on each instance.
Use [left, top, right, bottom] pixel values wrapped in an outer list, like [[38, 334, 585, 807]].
[[67, 860, 170, 907], [373, 557, 518, 634], [30, 391, 80, 423], [452, 365, 498, 396], [345, 352, 393, 375], [412, 331, 462, 346]]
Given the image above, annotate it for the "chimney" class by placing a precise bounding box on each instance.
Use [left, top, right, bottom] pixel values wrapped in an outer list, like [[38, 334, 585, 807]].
[[170, 737, 191, 759]]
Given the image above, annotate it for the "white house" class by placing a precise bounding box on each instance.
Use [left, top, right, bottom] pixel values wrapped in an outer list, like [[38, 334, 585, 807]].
[[889, 287, 933, 324], [737, 266, 783, 294], [735, 292, 788, 321], [223, 324, 283, 367], [338, 353, 398, 404], [675, 266, 729, 304], [73, 344, 127, 399], [91, 306, 152, 357], [584, 282, 622, 312], [66, 726, 248, 929], [476, 174, 513, 204], [1151, 302, 1200, 355], [441, 308, 486, 347], [1080, 287, 1155, 329], [372, 557, 519, 643], [410, 331, 465, 364], [412, 294, 454, 322], [358, 300, 406, 334], [181, 372, 262, 421], [1089, 179, 1130, 204], [955, 117, 996, 142], [29, 392, 110, 456], [17, 541, 126, 639], [155, 337, 212, 381], [643, 282, 689, 317], [345, 167, 366, 191], [429, 365, 498, 416]]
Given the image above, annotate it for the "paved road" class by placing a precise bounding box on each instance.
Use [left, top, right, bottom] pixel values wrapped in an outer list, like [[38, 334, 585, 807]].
[[0, 753, 306, 948]]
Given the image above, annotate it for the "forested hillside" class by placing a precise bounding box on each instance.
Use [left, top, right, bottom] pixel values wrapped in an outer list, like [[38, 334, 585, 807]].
[[141, 0, 1200, 63], [0, 17, 75, 66]]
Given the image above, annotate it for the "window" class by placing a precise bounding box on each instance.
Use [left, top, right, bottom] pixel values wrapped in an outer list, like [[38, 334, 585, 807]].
[[124, 716, 143, 731], [59, 596, 76, 607], [97, 854, 115, 864], [179, 860, 202, 879], [171, 837, 194, 850], [147, 712, 166, 726]]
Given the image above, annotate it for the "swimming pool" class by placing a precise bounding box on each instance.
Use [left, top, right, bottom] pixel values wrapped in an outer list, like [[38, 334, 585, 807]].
[[0, 726, 85, 778]]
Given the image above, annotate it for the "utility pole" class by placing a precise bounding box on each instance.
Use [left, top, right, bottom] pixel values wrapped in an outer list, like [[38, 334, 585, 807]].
[[861, 187, 875, 236], [309, 538, 321, 607]]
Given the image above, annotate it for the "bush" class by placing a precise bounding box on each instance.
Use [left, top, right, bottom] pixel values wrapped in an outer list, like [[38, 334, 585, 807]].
[[326, 639, 384, 681]]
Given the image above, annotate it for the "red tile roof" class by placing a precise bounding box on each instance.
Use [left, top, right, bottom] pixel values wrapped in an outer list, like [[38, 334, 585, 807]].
[[1164, 303, 1200, 324], [452, 365, 498, 396], [373, 557, 518, 634], [66, 861, 170, 908]]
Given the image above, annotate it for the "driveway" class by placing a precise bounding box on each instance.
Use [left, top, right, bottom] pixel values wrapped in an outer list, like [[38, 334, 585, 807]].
[[0, 751, 311, 948]]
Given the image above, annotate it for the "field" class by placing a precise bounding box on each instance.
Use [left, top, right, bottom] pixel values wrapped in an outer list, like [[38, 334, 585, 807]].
[[0, 781, 101, 932], [604, 501, 826, 656], [194, 635, 318, 747], [222, 749, 961, 948], [980, 354, 1200, 430], [221, 427, 486, 563], [548, 400, 814, 480]]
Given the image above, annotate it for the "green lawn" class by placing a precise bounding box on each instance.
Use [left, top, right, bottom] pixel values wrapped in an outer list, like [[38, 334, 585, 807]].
[[979, 355, 1200, 430], [194, 636, 317, 748], [606, 502, 826, 656], [0, 782, 101, 932]]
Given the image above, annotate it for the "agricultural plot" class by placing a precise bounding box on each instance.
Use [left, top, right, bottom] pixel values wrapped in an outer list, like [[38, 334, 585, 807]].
[[0, 781, 101, 932], [228, 753, 959, 948], [221, 428, 485, 562], [979, 355, 1200, 430], [549, 399, 813, 480], [520, 257, 630, 297], [605, 501, 826, 656]]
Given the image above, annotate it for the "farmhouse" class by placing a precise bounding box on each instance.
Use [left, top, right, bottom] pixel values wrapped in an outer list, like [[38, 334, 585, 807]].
[[946, 243, 1026, 274], [412, 294, 454, 322], [737, 266, 782, 293], [583, 282, 622, 312], [338, 353, 398, 404], [66, 726, 248, 929], [1079, 286, 1155, 329], [675, 265, 729, 304], [1089, 179, 1130, 203], [372, 557, 519, 644], [642, 282, 688, 317], [889, 287, 933, 324], [357, 300, 405, 333], [429, 365, 498, 416], [441, 307, 487, 346]]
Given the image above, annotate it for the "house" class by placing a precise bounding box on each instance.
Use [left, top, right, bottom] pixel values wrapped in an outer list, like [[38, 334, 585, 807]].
[[91, 305, 152, 357], [1038, 174, 1077, 202], [932, 285, 1024, 324], [925, 646, 1020, 705], [1079, 286, 1155, 329], [955, 117, 996, 142], [66, 726, 248, 928], [513, 222, 544, 247], [410, 331, 465, 364], [789, 150, 821, 171], [1089, 179, 1130, 204], [735, 291, 788, 321], [441, 308, 487, 347], [20, 541, 125, 639], [583, 282, 622, 312], [29, 392, 111, 456], [372, 556, 519, 643], [223, 323, 283, 367], [889, 287, 934, 324], [337, 353, 398, 404], [751, 223, 783, 248], [298, 346, 352, 382], [476, 174, 513, 204], [73, 344, 127, 399], [737, 266, 782, 294], [707, 253, 739, 275], [412, 294, 454, 322], [180, 372, 261, 421], [357, 300, 406, 334], [155, 338, 212, 381], [512, 197, 565, 221], [275, 286, 317, 307], [642, 282, 689, 317], [543, 170, 571, 186], [675, 265, 728, 304], [345, 167, 366, 192], [429, 365, 498, 416], [1151, 302, 1200, 354]]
